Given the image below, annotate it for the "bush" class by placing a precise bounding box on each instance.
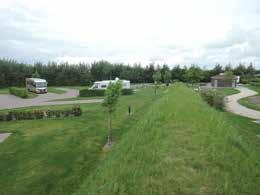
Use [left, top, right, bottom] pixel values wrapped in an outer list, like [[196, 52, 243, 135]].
[[250, 82, 260, 87], [0, 113, 6, 121], [9, 87, 29, 98], [79, 89, 105, 97], [0, 106, 82, 122], [72, 106, 82, 116], [200, 89, 224, 110], [80, 88, 134, 97], [121, 88, 134, 95]]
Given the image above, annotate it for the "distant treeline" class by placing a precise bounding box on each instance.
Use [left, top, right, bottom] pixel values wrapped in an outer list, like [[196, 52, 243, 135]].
[[0, 58, 258, 87]]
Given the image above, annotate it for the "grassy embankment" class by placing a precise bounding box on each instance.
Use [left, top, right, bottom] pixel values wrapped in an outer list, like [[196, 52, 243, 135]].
[[77, 85, 258, 194], [238, 85, 260, 111], [0, 85, 259, 194]]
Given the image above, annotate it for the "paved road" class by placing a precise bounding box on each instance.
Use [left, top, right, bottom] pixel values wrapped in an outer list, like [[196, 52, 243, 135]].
[[225, 86, 260, 120], [0, 88, 102, 110], [0, 133, 12, 143]]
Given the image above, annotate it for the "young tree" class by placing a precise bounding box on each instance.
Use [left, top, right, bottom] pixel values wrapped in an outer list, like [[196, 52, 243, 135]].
[[102, 81, 122, 147], [152, 71, 161, 95], [163, 70, 171, 86]]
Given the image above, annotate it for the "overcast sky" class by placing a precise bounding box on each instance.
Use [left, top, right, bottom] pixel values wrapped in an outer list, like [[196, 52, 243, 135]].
[[0, 0, 259, 68]]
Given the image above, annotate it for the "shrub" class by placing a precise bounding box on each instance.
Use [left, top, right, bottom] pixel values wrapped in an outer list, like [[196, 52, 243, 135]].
[[250, 78, 260, 82], [0, 106, 83, 122], [250, 82, 260, 87], [72, 106, 82, 116], [9, 87, 29, 98], [121, 88, 134, 95], [80, 88, 133, 97], [200, 89, 224, 110], [79, 89, 105, 97], [0, 113, 6, 121]]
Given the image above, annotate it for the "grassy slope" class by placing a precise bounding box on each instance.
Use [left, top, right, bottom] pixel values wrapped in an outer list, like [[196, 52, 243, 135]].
[[77, 85, 259, 195], [239, 85, 260, 111], [0, 87, 161, 195]]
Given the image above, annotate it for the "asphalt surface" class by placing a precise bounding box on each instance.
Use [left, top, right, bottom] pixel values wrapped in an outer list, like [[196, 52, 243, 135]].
[[0, 88, 102, 110]]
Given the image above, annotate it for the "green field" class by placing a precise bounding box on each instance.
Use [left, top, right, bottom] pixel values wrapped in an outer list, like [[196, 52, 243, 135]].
[[239, 85, 260, 111], [0, 85, 259, 194]]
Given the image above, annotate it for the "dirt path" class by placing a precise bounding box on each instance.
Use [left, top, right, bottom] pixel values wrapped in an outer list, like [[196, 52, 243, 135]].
[[225, 86, 260, 120], [0, 88, 102, 110]]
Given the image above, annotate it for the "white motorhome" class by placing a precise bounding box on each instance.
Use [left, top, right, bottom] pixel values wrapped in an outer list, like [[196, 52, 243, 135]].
[[90, 78, 130, 90], [25, 78, 48, 93]]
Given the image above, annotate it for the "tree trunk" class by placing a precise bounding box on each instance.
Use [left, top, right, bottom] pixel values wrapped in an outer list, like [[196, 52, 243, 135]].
[[107, 112, 112, 145]]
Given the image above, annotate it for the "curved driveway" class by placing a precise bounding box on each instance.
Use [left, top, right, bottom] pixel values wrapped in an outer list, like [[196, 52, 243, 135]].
[[225, 86, 260, 120], [0, 88, 102, 110]]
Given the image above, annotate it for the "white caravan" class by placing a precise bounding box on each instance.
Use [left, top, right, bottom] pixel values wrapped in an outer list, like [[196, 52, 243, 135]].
[[90, 77, 130, 90], [25, 78, 48, 93]]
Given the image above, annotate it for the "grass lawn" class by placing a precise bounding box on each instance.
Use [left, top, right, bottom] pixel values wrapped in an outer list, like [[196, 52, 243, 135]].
[[239, 85, 260, 111], [215, 87, 240, 96], [0, 85, 259, 194], [0, 87, 162, 195], [77, 85, 259, 195], [47, 87, 67, 94], [0, 88, 9, 94], [51, 96, 103, 102]]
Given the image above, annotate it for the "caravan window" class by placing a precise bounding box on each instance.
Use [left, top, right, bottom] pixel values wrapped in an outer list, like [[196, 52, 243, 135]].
[[101, 84, 107, 88], [36, 82, 47, 88]]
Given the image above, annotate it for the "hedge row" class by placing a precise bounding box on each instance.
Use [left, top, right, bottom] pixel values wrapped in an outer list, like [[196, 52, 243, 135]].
[[79, 88, 133, 97], [200, 89, 224, 110], [9, 87, 29, 98], [0, 106, 82, 122], [250, 82, 260, 87]]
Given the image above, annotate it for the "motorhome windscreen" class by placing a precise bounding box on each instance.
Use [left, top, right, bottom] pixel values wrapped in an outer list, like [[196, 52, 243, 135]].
[[36, 82, 47, 87]]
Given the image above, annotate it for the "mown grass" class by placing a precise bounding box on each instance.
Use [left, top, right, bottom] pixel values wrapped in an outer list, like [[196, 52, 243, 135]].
[[47, 87, 67, 94], [0, 85, 259, 195], [0, 87, 163, 195], [51, 96, 103, 102], [215, 87, 240, 96], [77, 84, 259, 195], [0, 88, 9, 94], [238, 85, 260, 111]]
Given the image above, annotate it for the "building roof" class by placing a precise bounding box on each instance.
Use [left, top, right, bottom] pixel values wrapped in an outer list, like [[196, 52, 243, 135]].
[[27, 78, 47, 82], [211, 75, 236, 80]]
